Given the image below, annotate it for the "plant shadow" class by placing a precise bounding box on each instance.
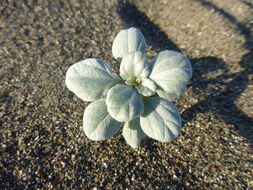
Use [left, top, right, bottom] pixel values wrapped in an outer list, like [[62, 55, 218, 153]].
[[241, 1, 253, 9], [117, 1, 253, 145]]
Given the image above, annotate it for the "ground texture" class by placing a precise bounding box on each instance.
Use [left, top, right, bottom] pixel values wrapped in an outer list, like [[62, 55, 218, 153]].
[[0, 0, 253, 189]]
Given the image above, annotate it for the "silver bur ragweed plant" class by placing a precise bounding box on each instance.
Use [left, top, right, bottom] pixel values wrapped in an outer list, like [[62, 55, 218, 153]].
[[65, 27, 192, 148]]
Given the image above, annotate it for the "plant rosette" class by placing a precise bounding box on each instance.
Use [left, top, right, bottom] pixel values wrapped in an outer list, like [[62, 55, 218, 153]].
[[65, 27, 192, 148]]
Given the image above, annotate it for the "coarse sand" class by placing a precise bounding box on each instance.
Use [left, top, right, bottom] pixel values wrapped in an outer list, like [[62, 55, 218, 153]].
[[0, 0, 252, 189]]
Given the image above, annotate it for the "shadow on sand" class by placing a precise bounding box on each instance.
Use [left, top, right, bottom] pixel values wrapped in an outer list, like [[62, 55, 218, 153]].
[[117, 0, 253, 145]]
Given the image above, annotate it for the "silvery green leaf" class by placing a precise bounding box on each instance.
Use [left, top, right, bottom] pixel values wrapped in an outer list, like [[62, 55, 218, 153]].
[[120, 51, 150, 82], [112, 27, 147, 61], [83, 99, 121, 141], [156, 81, 186, 102], [136, 78, 157, 97], [106, 85, 144, 122], [123, 118, 146, 148], [66, 59, 121, 102], [149, 50, 192, 101], [136, 86, 154, 97], [140, 97, 182, 142]]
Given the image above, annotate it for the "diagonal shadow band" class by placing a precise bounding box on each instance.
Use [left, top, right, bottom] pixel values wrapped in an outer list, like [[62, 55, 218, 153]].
[[194, 0, 253, 51], [117, 1, 180, 52], [117, 0, 253, 145], [241, 0, 253, 9], [191, 0, 253, 143]]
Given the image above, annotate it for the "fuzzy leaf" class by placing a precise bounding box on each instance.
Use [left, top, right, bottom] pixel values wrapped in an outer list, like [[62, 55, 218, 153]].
[[83, 99, 121, 141], [136, 78, 157, 97], [106, 85, 144, 122], [120, 51, 150, 82], [112, 27, 147, 61], [123, 118, 146, 148], [140, 97, 182, 142], [149, 50, 192, 101], [66, 59, 121, 101]]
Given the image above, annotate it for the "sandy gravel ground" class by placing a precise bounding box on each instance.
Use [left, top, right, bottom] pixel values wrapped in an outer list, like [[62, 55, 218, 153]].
[[0, 0, 252, 189]]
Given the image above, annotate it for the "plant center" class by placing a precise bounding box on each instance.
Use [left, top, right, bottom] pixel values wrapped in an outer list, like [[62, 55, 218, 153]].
[[125, 78, 141, 86]]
